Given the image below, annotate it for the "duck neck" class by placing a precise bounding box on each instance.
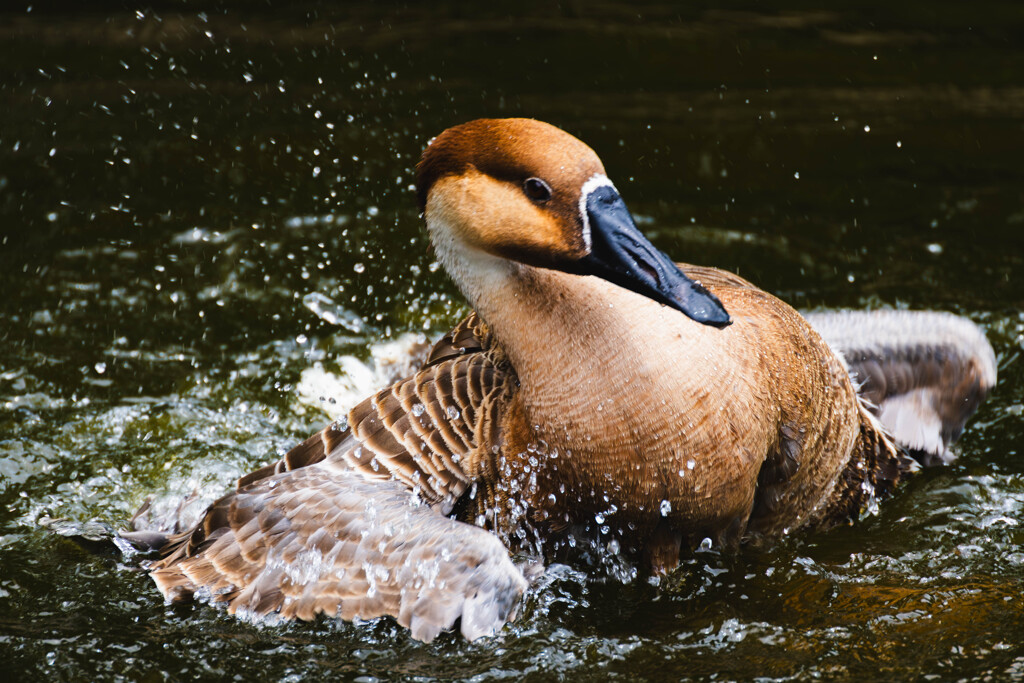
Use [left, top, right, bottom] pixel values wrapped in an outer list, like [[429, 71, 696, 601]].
[[438, 239, 659, 437]]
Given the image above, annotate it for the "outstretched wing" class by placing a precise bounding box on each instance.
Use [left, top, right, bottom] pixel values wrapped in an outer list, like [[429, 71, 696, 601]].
[[149, 466, 527, 642], [141, 316, 523, 641], [805, 309, 997, 464], [238, 318, 512, 513]]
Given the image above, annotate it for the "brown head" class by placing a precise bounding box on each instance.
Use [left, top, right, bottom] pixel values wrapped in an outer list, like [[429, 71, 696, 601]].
[[415, 118, 731, 327], [416, 118, 603, 268]]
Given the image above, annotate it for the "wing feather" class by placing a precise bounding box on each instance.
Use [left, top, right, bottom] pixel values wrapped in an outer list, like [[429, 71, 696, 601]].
[[149, 466, 528, 643], [425, 311, 490, 364], [805, 309, 997, 464], [141, 318, 522, 641], [235, 320, 512, 508]]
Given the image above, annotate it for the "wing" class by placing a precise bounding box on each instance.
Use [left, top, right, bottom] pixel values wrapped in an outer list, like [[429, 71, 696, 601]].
[[149, 466, 527, 642], [238, 324, 514, 513], [139, 318, 523, 641], [804, 309, 997, 464], [424, 311, 491, 364]]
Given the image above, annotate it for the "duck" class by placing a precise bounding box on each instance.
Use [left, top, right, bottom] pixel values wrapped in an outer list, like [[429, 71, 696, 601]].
[[127, 118, 997, 643]]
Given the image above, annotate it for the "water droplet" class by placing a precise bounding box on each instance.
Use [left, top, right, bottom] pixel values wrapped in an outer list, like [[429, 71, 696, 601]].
[[686, 459, 696, 470], [660, 499, 672, 516], [94, 362, 106, 374], [353, 262, 365, 273], [302, 292, 364, 333]]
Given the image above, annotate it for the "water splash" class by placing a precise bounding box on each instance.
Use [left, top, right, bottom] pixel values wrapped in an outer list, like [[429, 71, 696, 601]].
[[302, 291, 366, 333]]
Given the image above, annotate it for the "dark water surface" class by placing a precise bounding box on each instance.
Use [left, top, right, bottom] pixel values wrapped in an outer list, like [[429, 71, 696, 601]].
[[2, 2, 1023, 680]]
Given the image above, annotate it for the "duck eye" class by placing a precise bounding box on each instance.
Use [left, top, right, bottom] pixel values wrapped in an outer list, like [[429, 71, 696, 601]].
[[523, 177, 552, 202]]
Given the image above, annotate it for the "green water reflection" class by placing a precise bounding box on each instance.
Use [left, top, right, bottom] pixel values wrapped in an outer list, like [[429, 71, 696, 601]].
[[2, 2, 1023, 680]]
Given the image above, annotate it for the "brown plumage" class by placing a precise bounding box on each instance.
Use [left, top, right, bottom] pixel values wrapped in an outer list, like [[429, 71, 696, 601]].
[[136, 118, 996, 641]]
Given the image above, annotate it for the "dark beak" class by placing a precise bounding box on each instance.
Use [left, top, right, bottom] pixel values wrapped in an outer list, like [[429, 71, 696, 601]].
[[571, 184, 731, 328]]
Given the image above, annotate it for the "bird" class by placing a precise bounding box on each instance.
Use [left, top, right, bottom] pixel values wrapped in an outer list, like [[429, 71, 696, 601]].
[[125, 118, 996, 643]]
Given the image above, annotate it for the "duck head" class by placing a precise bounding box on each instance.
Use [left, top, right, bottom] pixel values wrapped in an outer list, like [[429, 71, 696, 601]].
[[415, 118, 730, 327]]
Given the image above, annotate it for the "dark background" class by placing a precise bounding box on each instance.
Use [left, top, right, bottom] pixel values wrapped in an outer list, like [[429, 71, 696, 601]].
[[2, 2, 1023, 680]]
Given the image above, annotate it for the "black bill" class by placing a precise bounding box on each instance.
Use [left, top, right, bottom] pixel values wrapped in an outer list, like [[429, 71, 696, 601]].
[[573, 184, 731, 328]]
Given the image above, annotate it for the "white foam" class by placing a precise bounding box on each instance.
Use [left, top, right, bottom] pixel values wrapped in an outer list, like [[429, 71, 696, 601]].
[[296, 332, 430, 419]]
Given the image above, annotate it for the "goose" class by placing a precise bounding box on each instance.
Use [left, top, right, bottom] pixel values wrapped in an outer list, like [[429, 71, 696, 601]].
[[126, 118, 996, 642]]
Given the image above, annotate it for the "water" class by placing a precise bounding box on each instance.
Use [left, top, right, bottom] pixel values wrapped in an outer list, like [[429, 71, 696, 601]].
[[2, 2, 1024, 680]]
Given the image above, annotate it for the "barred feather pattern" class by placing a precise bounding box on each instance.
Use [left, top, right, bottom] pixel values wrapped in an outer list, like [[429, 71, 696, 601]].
[[237, 315, 513, 513], [147, 316, 523, 642]]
